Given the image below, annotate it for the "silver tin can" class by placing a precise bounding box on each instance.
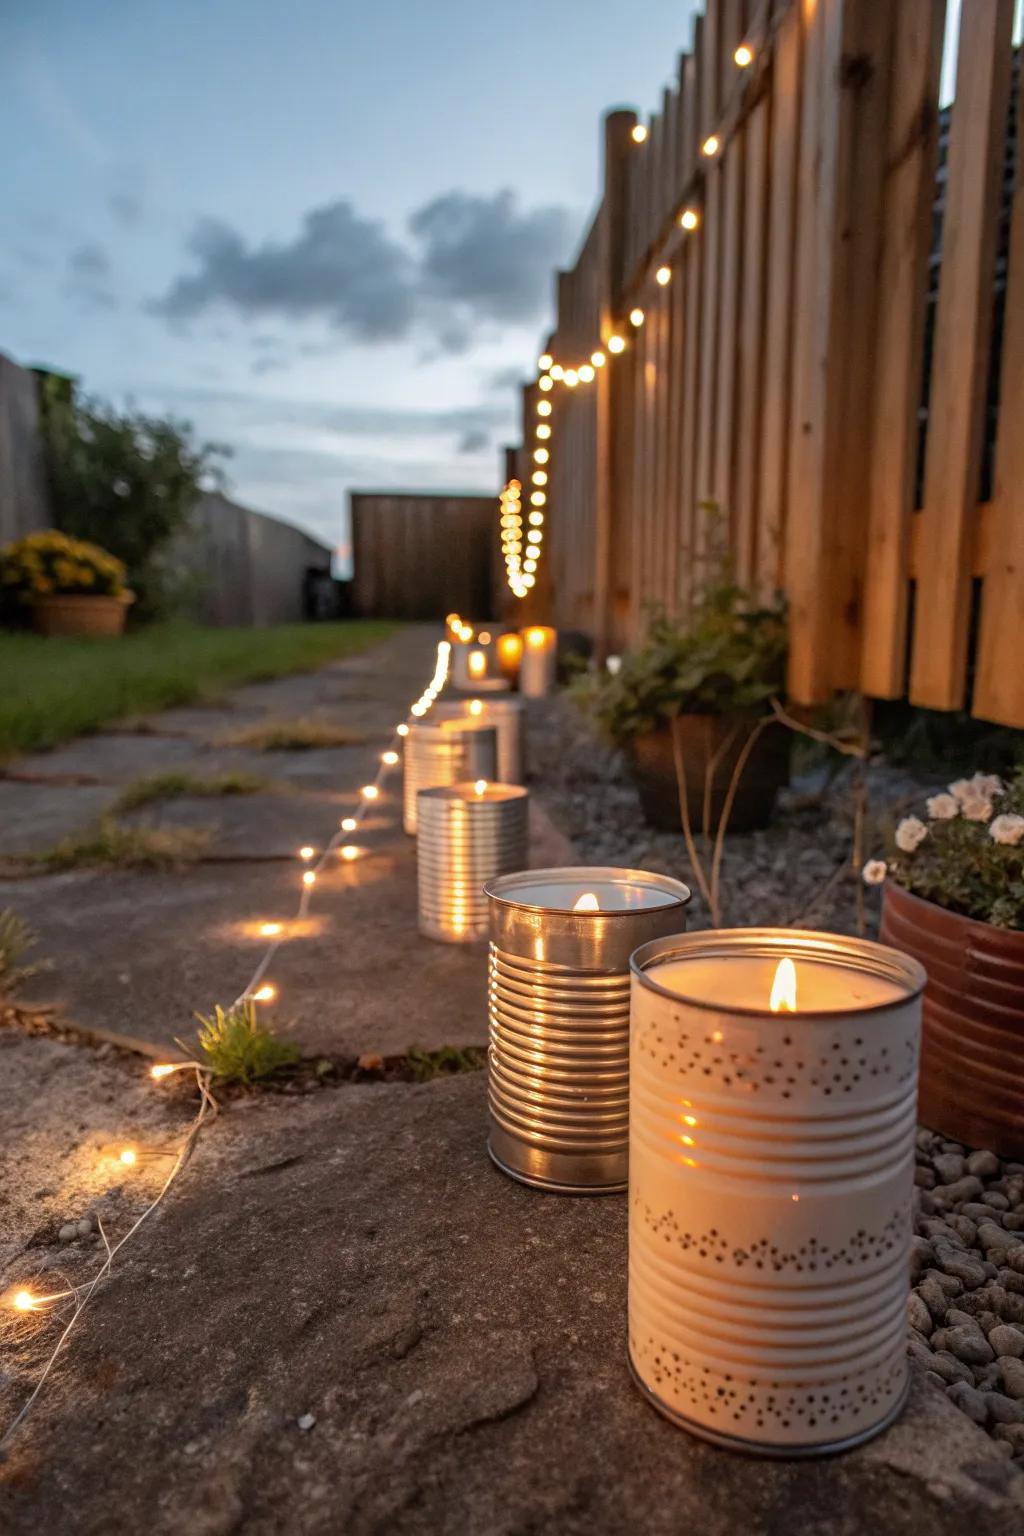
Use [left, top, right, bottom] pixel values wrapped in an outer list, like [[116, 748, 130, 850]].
[[484, 867, 691, 1193], [629, 929, 925, 1456], [402, 722, 497, 836], [417, 783, 529, 943], [431, 696, 526, 785]]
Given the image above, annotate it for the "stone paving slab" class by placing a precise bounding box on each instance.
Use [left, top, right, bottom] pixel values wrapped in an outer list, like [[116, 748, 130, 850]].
[[0, 781, 121, 856], [1, 1068, 1020, 1536]]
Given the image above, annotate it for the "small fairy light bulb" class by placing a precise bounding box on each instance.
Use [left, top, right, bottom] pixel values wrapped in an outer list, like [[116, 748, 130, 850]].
[[536, 422, 551, 439], [734, 42, 754, 67], [532, 470, 547, 486], [302, 870, 316, 889], [630, 308, 645, 327], [473, 779, 488, 796], [528, 510, 544, 526], [381, 750, 399, 766], [591, 349, 605, 367], [631, 123, 648, 143], [396, 722, 409, 737], [361, 784, 380, 801], [656, 265, 672, 286], [550, 363, 564, 381], [468, 698, 484, 716], [410, 702, 427, 717], [340, 816, 358, 832], [13, 1290, 35, 1312], [538, 352, 553, 370], [119, 1147, 137, 1167], [537, 399, 552, 417], [563, 369, 579, 387], [150, 1063, 176, 1080], [298, 845, 315, 862], [253, 983, 277, 1001], [538, 375, 553, 392], [259, 921, 283, 937], [534, 447, 549, 464], [339, 845, 360, 862], [607, 334, 625, 354], [679, 207, 699, 231], [702, 134, 720, 157], [578, 363, 595, 383], [530, 491, 546, 507]]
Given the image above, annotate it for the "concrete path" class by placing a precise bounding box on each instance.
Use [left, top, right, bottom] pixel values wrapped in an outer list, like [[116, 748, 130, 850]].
[[1, 625, 571, 1059]]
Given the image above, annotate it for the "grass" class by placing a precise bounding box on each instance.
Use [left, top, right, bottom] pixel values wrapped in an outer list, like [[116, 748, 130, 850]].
[[217, 717, 368, 751], [405, 1044, 487, 1081], [113, 768, 274, 812], [41, 817, 212, 871], [191, 1000, 301, 1084], [0, 909, 49, 995], [0, 620, 398, 760]]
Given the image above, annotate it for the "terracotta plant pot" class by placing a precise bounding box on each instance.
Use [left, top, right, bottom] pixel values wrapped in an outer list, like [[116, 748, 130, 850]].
[[880, 881, 1024, 1157], [625, 715, 790, 834], [32, 592, 133, 637]]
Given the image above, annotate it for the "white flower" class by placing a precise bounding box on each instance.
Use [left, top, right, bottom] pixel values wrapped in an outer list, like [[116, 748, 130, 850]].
[[895, 816, 928, 854], [862, 859, 887, 886], [990, 814, 1024, 847], [950, 772, 1003, 806], [606, 655, 622, 676], [926, 793, 959, 821], [960, 793, 993, 823]]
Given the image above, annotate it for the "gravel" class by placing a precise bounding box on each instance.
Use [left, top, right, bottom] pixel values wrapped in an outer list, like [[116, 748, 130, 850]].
[[527, 694, 1024, 1462]]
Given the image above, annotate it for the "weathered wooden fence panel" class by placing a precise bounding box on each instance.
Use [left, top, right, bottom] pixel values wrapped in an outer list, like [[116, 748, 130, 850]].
[[504, 0, 1024, 727]]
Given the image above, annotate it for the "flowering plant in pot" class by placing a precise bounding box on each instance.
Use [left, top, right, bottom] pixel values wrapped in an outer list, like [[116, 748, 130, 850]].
[[572, 570, 788, 835], [871, 769, 1024, 1156], [0, 530, 132, 636]]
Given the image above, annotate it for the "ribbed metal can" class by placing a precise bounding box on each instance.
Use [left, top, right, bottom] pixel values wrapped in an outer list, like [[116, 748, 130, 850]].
[[431, 697, 526, 785], [417, 783, 529, 943], [628, 929, 925, 1456], [484, 867, 691, 1194], [402, 722, 496, 836]]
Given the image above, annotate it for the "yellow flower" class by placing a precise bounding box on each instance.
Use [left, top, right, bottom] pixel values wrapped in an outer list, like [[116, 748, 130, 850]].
[[33, 574, 54, 594]]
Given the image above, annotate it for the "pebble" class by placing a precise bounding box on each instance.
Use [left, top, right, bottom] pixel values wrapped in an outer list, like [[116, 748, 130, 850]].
[[914, 1166, 937, 1189], [909, 1236, 933, 1281], [1006, 1245, 1024, 1274], [76, 1217, 93, 1238], [946, 1381, 988, 1425], [933, 1176, 984, 1206], [296, 1413, 316, 1432], [986, 1391, 1024, 1425], [57, 1222, 78, 1243], [929, 1351, 976, 1387], [989, 1325, 1024, 1359], [1001, 1357, 1024, 1400], [933, 1152, 966, 1185], [983, 1192, 1010, 1211], [936, 1252, 987, 1290], [993, 1424, 1024, 1454], [978, 1223, 1017, 1257], [917, 1276, 955, 1324], [967, 1150, 1001, 1180], [931, 1325, 994, 1366], [907, 1293, 933, 1335]]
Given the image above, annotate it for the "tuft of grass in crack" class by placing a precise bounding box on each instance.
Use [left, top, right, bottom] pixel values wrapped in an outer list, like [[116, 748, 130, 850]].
[[218, 717, 369, 752], [190, 1000, 301, 1084], [0, 909, 50, 994], [41, 817, 212, 871], [405, 1044, 487, 1081], [114, 768, 275, 812]]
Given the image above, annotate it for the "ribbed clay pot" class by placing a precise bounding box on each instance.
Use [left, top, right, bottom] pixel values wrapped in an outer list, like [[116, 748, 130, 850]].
[[880, 882, 1024, 1158], [625, 715, 790, 834]]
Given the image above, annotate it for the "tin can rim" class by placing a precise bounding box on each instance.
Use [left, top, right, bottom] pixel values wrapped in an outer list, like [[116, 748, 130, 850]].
[[417, 782, 529, 804], [484, 865, 691, 915], [630, 927, 927, 1017]]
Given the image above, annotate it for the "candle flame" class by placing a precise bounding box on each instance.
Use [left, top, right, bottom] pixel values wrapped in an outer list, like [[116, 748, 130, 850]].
[[770, 958, 797, 1013], [13, 1290, 35, 1312], [526, 627, 548, 649], [474, 779, 487, 796], [573, 891, 600, 912], [468, 698, 484, 716]]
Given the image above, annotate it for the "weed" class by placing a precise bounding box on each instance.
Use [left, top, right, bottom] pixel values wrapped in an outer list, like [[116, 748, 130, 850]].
[[218, 717, 368, 752], [191, 1000, 301, 1084], [405, 1044, 487, 1081], [0, 910, 49, 995], [41, 817, 211, 871], [114, 769, 273, 812]]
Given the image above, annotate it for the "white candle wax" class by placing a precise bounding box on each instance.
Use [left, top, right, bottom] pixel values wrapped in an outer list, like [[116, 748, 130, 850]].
[[506, 877, 680, 913], [645, 953, 907, 1013], [446, 781, 524, 804]]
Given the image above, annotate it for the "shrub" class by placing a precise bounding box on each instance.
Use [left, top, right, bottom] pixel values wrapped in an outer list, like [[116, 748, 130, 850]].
[[38, 381, 226, 620], [573, 570, 787, 743], [869, 768, 1024, 930], [0, 529, 127, 602]]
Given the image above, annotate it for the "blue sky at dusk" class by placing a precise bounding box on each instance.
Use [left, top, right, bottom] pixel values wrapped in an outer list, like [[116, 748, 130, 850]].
[[1, 0, 703, 562]]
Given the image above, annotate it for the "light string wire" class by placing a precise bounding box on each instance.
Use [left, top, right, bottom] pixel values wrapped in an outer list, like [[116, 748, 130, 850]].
[[501, 0, 776, 600], [0, 640, 451, 1449]]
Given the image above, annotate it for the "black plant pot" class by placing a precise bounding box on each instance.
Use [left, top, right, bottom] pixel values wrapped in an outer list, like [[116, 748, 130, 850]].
[[625, 715, 790, 834]]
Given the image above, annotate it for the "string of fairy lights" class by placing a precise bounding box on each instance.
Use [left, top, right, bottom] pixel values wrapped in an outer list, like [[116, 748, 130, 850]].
[[498, 14, 768, 598], [0, 640, 453, 1446]]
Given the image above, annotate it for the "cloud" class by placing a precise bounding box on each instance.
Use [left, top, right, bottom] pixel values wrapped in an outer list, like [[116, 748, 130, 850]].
[[69, 242, 111, 279], [66, 242, 115, 310], [457, 427, 490, 455], [150, 188, 574, 354], [109, 189, 143, 226], [488, 364, 525, 392]]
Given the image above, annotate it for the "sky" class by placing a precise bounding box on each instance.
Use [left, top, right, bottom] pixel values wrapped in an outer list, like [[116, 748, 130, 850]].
[[0, 0, 702, 567]]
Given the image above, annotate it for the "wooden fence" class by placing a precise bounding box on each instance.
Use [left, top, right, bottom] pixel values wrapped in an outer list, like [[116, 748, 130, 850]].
[[505, 0, 1024, 729], [351, 492, 499, 621]]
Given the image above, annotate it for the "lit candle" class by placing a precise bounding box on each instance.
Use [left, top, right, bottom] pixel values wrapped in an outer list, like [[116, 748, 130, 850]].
[[496, 631, 524, 683], [450, 630, 510, 693], [628, 928, 925, 1455], [417, 783, 529, 943], [518, 626, 557, 698], [468, 649, 487, 680], [484, 867, 690, 1192], [402, 720, 497, 835]]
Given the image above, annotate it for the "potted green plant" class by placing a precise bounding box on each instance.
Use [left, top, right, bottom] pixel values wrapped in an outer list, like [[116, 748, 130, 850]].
[[574, 574, 788, 833], [0, 530, 133, 636], [872, 769, 1024, 1156]]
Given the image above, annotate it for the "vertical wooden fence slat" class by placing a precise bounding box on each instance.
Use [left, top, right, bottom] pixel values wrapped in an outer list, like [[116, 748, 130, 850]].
[[974, 58, 1024, 727], [695, 164, 723, 562], [756, 0, 801, 597], [735, 94, 769, 585], [715, 129, 744, 541], [860, 1, 945, 699], [680, 233, 703, 613], [701, 0, 721, 143], [909, 0, 1014, 710]]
